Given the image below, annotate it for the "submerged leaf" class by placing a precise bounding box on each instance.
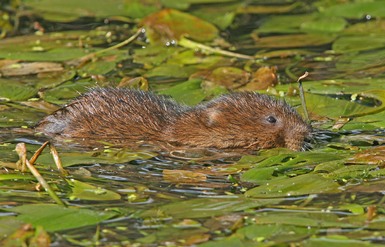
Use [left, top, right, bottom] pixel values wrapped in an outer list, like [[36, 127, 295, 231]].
[[253, 33, 335, 48], [139, 196, 282, 219], [163, 169, 207, 183], [0, 62, 63, 76]]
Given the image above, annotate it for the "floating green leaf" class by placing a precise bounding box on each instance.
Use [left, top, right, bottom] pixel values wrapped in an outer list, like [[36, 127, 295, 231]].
[[0, 48, 90, 62], [300, 16, 347, 33], [2, 0, 385, 246], [306, 236, 383, 247], [191, 2, 239, 30], [141, 9, 218, 43], [35, 148, 156, 167], [326, 164, 376, 180], [24, 0, 130, 22], [321, 1, 385, 19], [333, 35, 385, 53], [40, 80, 96, 105], [161, 0, 237, 10], [256, 14, 316, 34], [245, 174, 340, 198], [0, 173, 35, 181], [344, 19, 385, 35], [133, 45, 183, 67], [236, 224, 315, 243], [6, 204, 117, 232], [304, 90, 385, 119], [241, 151, 346, 183], [0, 82, 38, 101], [159, 79, 206, 105], [125, 0, 160, 19]]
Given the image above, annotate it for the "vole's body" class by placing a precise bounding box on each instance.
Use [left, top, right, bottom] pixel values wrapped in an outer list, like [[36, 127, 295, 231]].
[[36, 88, 311, 151]]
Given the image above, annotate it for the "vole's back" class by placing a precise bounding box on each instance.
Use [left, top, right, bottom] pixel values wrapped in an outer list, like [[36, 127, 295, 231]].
[[36, 88, 187, 143]]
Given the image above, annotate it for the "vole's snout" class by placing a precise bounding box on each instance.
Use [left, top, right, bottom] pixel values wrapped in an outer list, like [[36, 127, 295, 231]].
[[302, 134, 314, 151], [284, 124, 312, 151]]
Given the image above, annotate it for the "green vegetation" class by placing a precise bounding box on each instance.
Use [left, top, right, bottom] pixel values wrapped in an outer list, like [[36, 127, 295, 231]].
[[1, 0, 385, 246]]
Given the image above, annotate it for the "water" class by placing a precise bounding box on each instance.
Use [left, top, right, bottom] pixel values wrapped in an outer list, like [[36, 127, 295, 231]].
[[1, 0, 385, 246]]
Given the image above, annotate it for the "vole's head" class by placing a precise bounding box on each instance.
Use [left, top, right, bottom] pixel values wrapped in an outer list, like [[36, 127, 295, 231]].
[[180, 92, 312, 151]]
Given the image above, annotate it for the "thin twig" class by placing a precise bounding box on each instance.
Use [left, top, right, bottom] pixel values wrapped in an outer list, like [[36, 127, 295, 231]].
[[29, 141, 68, 176], [29, 141, 49, 165], [93, 28, 143, 56], [15, 142, 27, 172], [68, 28, 143, 66], [179, 37, 255, 60], [297, 71, 309, 122], [49, 144, 68, 176], [16, 143, 66, 207]]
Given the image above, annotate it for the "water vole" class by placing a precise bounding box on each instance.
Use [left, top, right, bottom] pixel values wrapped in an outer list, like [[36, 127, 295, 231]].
[[36, 88, 312, 151]]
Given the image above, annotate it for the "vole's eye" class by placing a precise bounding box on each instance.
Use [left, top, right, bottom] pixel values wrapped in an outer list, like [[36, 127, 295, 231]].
[[266, 116, 277, 124]]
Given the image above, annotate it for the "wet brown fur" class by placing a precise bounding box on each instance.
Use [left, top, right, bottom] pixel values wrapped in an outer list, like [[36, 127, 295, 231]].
[[36, 88, 312, 151]]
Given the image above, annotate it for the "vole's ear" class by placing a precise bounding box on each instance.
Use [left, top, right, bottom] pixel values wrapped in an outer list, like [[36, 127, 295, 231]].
[[203, 108, 222, 127]]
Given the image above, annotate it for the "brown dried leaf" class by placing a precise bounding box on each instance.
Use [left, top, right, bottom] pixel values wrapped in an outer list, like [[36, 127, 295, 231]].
[[346, 146, 385, 166], [0, 62, 63, 76], [20, 101, 60, 114], [183, 233, 210, 246], [117, 76, 149, 90], [0, 224, 50, 247], [332, 117, 351, 130], [241, 66, 278, 90], [195, 66, 250, 90], [0, 59, 20, 68]]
